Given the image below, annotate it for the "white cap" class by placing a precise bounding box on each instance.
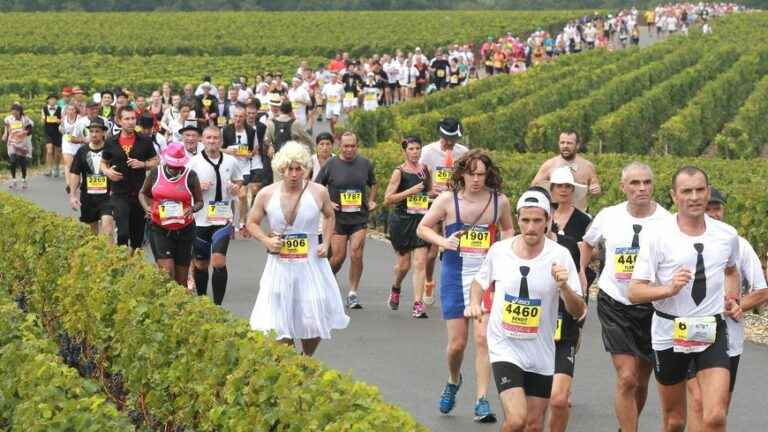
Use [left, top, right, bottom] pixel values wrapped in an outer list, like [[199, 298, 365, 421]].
[[516, 190, 551, 215]]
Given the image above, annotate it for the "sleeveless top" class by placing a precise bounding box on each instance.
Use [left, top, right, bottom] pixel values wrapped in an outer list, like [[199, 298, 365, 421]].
[[394, 165, 430, 216], [443, 190, 500, 265], [150, 166, 194, 230]]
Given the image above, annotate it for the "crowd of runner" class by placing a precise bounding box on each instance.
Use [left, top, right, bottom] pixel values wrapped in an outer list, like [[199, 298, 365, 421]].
[[1, 3, 759, 432]]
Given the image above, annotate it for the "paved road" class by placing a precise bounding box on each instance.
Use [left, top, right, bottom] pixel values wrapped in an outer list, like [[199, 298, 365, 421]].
[[12, 175, 768, 431]]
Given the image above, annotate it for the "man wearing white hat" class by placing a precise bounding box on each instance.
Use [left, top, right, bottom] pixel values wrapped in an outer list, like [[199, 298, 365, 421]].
[[532, 130, 601, 211], [288, 76, 311, 128], [466, 188, 585, 432]]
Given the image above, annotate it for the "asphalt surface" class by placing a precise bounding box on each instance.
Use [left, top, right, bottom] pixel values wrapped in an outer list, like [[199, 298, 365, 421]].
[[13, 174, 768, 432]]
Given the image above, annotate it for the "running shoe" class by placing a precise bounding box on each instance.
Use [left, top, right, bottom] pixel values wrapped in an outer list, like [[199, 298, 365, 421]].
[[438, 374, 462, 414], [423, 281, 436, 305], [8, 180, 17, 191], [21, 179, 27, 190], [388, 287, 400, 310], [347, 292, 363, 309], [473, 396, 497, 423], [412, 301, 428, 319]]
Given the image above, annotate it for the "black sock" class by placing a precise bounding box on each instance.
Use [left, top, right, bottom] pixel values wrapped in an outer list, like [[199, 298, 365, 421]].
[[194, 267, 209, 296], [212, 266, 227, 305]]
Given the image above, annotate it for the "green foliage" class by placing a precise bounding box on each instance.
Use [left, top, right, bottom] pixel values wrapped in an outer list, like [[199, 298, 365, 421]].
[[0, 11, 576, 58], [715, 74, 768, 158], [0, 296, 132, 431], [0, 193, 427, 431], [361, 142, 768, 256], [657, 50, 768, 156]]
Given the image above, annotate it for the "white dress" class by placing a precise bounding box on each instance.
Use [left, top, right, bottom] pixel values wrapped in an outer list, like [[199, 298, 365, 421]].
[[249, 187, 349, 340]]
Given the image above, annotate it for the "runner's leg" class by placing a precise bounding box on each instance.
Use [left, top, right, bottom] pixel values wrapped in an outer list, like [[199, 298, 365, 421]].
[[330, 233, 348, 274], [499, 387, 527, 432], [657, 382, 687, 432], [696, 367, 730, 432], [411, 246, 427, 303], [613, 354, 652, 432], [393, 250, 411, 290], [348, 228, 366, 293], [99, 215, 115, 244], [301, 337, 321, 356], [686, 377, 705, 432], [473, 316, 491, 400], [446, 318, 469, 384], [525, 396, 549, 432]]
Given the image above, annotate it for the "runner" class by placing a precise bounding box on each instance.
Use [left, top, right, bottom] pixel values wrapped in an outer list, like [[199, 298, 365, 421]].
[[138, 142, 203, 286], [581, 162, 670, 432], [59, 104, 82, 192], [67, 118, 115, 239], [100, 106, 159, 252], [465, 188, 586, 432], [321, 73, 344, 135], [222, 106, 259, 236], [188, 126, 243, 305], [383, 136, 432, 318], [41, 94, 63, 178], [310, 132, 334, 182], [247, 141, 349, 356], [417, 149, 514, 423], [685, 187, 768, 432], [3, 103, 34, 191], [315, 132, 377, 309], [419, 118, 469, 305], [288, 76, 311, 129], [531, 131, 601, 211], [629, 166, 743, 432], [265, 101, 313, 153]]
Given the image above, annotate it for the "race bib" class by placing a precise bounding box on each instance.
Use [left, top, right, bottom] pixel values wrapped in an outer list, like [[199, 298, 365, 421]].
[[614, 247, 639, 281], [63, 133, 72, 143], [217, 116, 228, 127], [46, 115, 59, 123], [291, 101, 301, 111], [207, 201, 233, 224], [459, 226, 491, 257], [554, 312, 563, 342], [344, 92, 354, 101], [158, 200, 184, 225], [673, 316, 717, 354], [202, 99, 212, 108], [340, 189, 362, 213], [280, 233, 309, 262], [85, 174, 107, 195], [236, 144, 251, 157], [364, 92, 377, 101], [450, 75, 459, 84], [327, 95, 339, 104], [502, 294, 542, 339], [436, 69, 446, 78], [406, 194, 428, 215], [434, 166, 452, 190], [10, 120, 22, 130]]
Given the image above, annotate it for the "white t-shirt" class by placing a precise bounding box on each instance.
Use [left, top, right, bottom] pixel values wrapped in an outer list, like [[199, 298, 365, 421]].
[[632, 214, 739, 350], [419, 141, 469, 193], [322, 83, 344, 107], [727, 236, 767, 356], [475, 237, 582, 375], [288, 86, 311, 125], [583, 202, 671, 305], [187, 151, 243, 227], [384, 60, 400, 83]]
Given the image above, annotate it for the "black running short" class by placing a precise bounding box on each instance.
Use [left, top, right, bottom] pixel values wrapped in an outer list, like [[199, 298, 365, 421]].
[[597, 290, 653, 362], [334, 221, 367, 237], [555, 339, 577, 377], [244, 168, 265, 185], [653, 315, 730, 386], [194, 224, 233, 260], [80, 197, 113, 224], [492, 361, 552, 399], [687, 354, 740, 392], [148, 223, 195, 266]]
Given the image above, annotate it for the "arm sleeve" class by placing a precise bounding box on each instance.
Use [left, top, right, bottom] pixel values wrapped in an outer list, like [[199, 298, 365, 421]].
[[582, 209, 604, 247], [473, 246, 495, 291], [632, 232, 658, 282]]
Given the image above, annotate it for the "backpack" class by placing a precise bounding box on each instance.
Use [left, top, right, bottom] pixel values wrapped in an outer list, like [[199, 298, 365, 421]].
[[273, 118, 294, 153]]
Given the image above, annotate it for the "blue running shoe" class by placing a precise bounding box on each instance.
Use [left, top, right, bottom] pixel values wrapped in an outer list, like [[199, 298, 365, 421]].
[[439, 374, 463, 414], [473, 396, 497, 423]]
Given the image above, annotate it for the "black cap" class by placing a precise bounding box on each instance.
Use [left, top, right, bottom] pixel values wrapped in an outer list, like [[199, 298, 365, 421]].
[[316, 132, 334, 144], [178, 119, 201, 134], [86, 101, 100, 108], [138, 113, 154, 128], [437, 117, 462, 141], [709, 187, 726, 206], [86, 117, 109, 130]]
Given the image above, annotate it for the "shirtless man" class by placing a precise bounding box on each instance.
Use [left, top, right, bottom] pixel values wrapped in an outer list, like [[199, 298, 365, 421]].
[[531, 131, 601, 211]]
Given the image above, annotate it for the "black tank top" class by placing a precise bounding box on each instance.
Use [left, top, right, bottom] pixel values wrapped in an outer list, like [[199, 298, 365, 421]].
[[395, 166, 430, 215]]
